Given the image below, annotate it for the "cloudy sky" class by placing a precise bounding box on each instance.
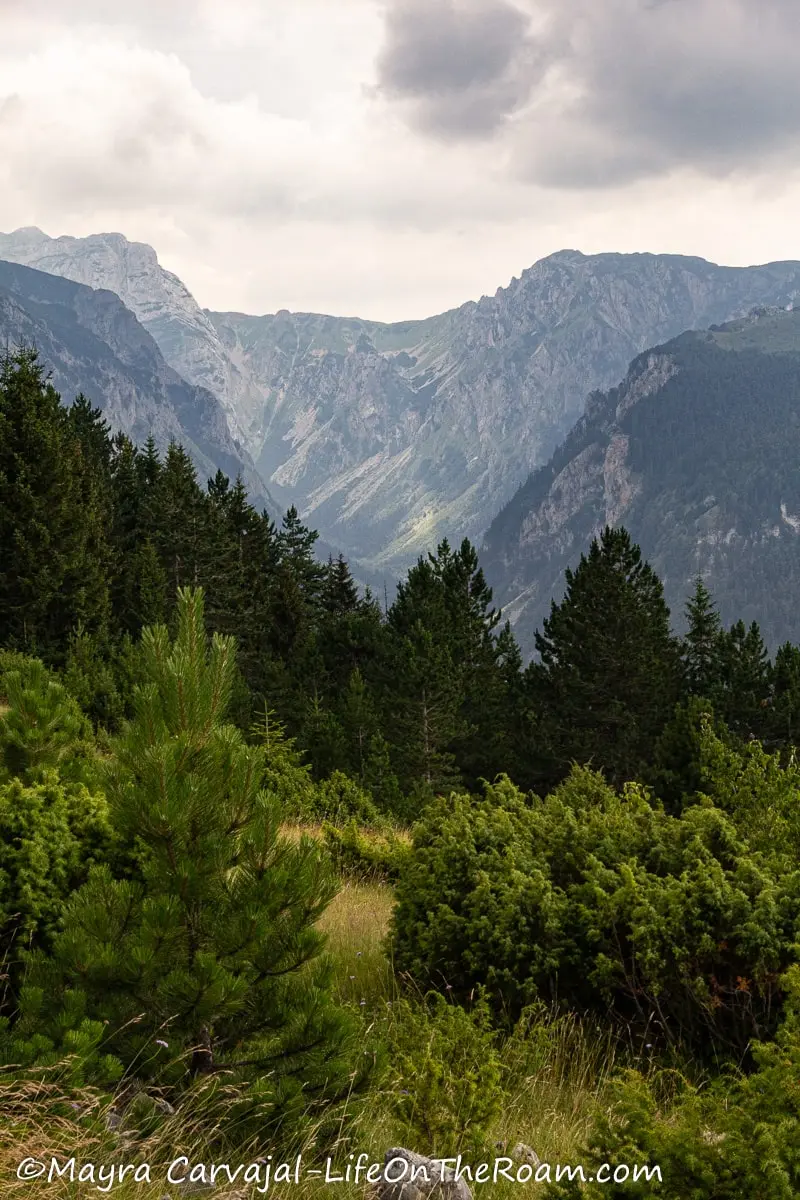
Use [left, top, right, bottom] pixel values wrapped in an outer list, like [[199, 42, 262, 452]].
[[1, 0, 799, 320]]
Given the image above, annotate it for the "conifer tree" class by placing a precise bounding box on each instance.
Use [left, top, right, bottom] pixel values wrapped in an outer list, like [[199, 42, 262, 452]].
[[322, 554, 360, 617], [525, 526, 682, 790], [277, 505, 326, 603], [648, 696, 731, 813], [203, 474, 277, 694], [339, 668, 380, 780], [148, 442, 208, 602], [438, 539, 511, 786], [386, 539, 514, 791], [768, 642, 800, 748], [317, 574, 385, 703], [0, 349, 111, 660], [389, 622, 464, 796], [302, 691, 347, 779], [715, 619, 771, 741], [682, 577, 724, 698], [362, 732, 405, 817], [18, 590, 365, 1136]]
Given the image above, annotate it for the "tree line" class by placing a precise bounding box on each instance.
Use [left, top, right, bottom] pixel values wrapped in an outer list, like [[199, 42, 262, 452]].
[[3, 345, 800, 816]]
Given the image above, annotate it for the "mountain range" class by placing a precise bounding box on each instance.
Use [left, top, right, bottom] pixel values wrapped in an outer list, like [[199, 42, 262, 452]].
[[482, 305, 800, 653], [5, 228, 800, 579], [4, 226, 800, 650]]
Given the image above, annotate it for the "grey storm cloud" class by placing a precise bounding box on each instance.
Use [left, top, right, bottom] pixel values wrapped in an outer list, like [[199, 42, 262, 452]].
[[376, 0, 800, 185], [375, 0, 542, 138]]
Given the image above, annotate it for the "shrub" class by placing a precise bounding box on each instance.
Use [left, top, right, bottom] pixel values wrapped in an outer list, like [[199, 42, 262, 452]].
[[0, 775, 112, 979], [391, 766, 800, 1056], [546, 964, 800, 1199], [387, 992, 503, 1161], [647, 697, 732, 812], [315, 770, 382, 826], [322, 819, 411, 881], [0, 657, 97, 785], [250, 704, 319, 818]]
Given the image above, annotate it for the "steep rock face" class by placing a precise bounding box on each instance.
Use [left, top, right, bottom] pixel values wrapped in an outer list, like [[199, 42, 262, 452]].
[[482, 306, 800, 655], [6, 228, 800, 574], [0, 258, 272, 507], [0, 226, 258, 446], [209, 252, 800, 569]]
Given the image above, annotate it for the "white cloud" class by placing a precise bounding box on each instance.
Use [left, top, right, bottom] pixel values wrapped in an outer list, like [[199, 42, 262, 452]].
[[0, 0, 799, 321]]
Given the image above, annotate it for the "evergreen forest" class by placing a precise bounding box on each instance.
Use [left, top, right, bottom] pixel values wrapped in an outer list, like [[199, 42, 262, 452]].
[[4, 346, 800, 1197]]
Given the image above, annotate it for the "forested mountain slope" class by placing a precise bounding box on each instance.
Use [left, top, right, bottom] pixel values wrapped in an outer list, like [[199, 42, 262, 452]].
[[0, 258, 273, 508], [483, 305, 800, 654]]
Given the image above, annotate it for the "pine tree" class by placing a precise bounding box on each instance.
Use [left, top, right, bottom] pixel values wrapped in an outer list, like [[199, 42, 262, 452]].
[[524, 526, 682, 790], [768, 642, 800, 749], [18, 590, 366, 1138], [0, 658, 94, 783]]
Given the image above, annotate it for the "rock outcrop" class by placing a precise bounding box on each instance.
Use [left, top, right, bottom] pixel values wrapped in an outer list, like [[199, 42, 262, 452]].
[[371, 1148, 472, 1200]]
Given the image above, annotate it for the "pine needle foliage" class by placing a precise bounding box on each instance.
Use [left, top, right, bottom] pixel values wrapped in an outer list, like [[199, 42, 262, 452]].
[[6, 589, 370, 1147]]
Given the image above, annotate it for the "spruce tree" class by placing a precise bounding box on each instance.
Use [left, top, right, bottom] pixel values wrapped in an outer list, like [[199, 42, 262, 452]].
[[321, 555, 360, 617], [203, 475, 277, 695], [386, 539, 514, 791], [277, 506, 326, 603], [339, 668, 380, 781], [437, 539, 511, 786], [715, 619, 771, 741], [682, 577, 724, 698], [769, 642, 800, 749], [389, 622, 464, 796], [147, 441, 209, 607], [525, 526, 682, 790]]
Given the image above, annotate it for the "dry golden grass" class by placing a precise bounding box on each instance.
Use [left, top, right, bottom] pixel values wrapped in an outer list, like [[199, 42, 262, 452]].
[[319, 878, 396, 1009]]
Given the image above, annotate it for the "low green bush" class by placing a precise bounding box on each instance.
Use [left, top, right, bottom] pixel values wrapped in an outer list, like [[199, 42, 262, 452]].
[[547, 963, 800, 1199], [387, 992, 503, 1161], [322, 819, 411, 881], [391, 760, 800, 1057], [0, 657, 97, 786], [0, 775, 112, 969], [314, 770, 382, 826]]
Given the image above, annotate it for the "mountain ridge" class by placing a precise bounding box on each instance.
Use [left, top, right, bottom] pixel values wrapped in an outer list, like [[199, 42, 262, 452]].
[[5, 227, 800, 577], [0, 257, 274, 510]]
